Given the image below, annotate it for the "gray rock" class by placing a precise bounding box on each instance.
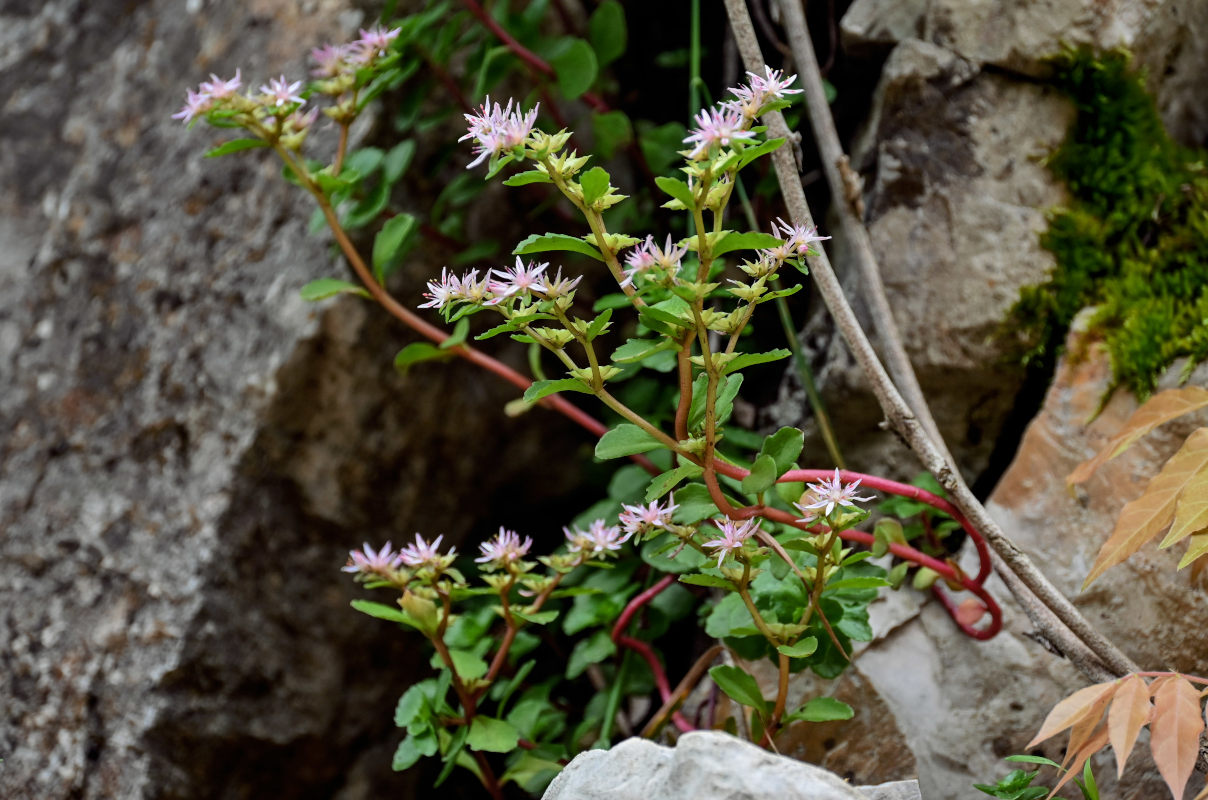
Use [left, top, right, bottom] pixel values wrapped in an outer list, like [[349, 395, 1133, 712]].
[[773, 39, 1070, 481], [0, 1, 582, 798], [856, 780, 922, 800], [541, 732, 887, 800]]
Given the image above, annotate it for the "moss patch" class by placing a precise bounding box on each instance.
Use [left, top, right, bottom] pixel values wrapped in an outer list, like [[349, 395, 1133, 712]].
[[1008, 49, 1208, 400]]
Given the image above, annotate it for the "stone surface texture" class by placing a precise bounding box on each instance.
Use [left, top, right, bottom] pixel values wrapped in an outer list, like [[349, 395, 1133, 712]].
[[541, 731, 917, 800], [0, 1, 581, 798]]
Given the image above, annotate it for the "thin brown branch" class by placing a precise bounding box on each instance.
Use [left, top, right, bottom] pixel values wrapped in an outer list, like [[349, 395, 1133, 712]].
[[722, 0, 1139, 682]]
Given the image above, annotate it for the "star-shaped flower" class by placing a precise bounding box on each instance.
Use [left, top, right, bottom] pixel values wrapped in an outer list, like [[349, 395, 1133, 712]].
[[475, 527, 533, 566], [793, 469, 875, 523], [701, 518, 762, 568], [398, 533, 454, 569], [342, 541, 403, 577]]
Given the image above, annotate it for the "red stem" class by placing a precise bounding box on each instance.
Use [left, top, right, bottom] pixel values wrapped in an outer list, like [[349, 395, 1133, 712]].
[[461, 0, 609, 112], [610, 575, 693, 732]]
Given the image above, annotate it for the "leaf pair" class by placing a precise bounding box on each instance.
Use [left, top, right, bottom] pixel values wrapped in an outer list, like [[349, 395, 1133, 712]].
[[1070, 386, 1208, 586], [1028, 673, 1208, 800]]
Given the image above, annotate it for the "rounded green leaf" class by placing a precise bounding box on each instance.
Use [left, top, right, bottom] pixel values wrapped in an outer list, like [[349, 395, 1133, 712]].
[[550, 38, 598, 100], [588, 0, 626, 66], [467, 716, 521, 753]]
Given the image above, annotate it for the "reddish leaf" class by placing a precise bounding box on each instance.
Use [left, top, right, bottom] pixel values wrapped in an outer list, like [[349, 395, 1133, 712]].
[[1150, 676, 1205, 800], [1069, 387, 1208, 486], [1063, 684, 1115, 768], [1028, 681, 1118, 749], [1083, 428, 1208, 588], [1107, 674, 1152, 778], [1047, 722, 1109, 800]]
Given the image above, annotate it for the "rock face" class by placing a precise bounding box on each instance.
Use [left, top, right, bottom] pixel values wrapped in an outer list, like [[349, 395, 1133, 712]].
[[767, 332, 1208, 799], [0, 2, 582, 798], [781, 0, 1207, 482], [540, 731, 922, 800]]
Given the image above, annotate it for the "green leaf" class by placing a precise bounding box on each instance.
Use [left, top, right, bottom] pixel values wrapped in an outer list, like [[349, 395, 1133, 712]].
[[344, 146, 383, 176], [722, 349, 792, 375], [655, 176, 695, 208], [595, 423, 663, 459], [431, 649, 488, 681], [394, 342, 454, 373], [394, 682, 432, 729], [580, 166, 611, 206], [588, 0, 626, 65], [640, 532, 708, 573], [392, 729, 438, 771], [759, 427, 804, 475], [344, 179, 391, 229], [742, 454, 778, 496], [372, 213, 419, 282], [712, 231, 784, 257], [737, 137, 785, 169], [204, 138, 269, 158], [592, 110, 633, 159], [777, 637, 819, 658], [672, 483, 720, 524], [823, 576, 892, 592], [567, 629, 616, 678], [550, 38, 598, 99], [434, 724, 469, 787], [350, 599, 415, 625], [512, 609, 559, 625], [382, 140, 416, 183], [687, 373, 744, 431], [466, 716, 520, 753], [524, 378, 593, 403], [501, 753, 564, 794], [439, 318, 470, 349], [679, 573, 738, 591], [585, 307, 613, 340], [785, 696, 854, 722], [299, 278, 370, 301], [645, 463, 703, 501], [513, 232, 604, 262], [503, 170, 553, 186], [709, 664, 768, 714], [612, 337, 679, 364]]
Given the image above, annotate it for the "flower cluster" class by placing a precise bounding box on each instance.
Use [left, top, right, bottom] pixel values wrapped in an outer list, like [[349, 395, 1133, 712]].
[[618, 496, 679, 538], [171, 70, 245, 124], [794, 469, 875, 524], [475, 527, 534, 568], [702, 518, 763, 568], [724, 66, 803, 120], [620, 235, 688, 288], [682, 67, 802, 160], [564, 519, 631, 557], [460, 96, 541, 169], [311, 25, 402, 79], [418, 260, 580, 312], [342, 541, 404, 578], [399, 533, 456, 570]]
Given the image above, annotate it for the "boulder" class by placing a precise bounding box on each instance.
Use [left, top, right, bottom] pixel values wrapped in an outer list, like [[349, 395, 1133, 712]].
[[540, 731, 921, 800], [0, 1, 582, 797]]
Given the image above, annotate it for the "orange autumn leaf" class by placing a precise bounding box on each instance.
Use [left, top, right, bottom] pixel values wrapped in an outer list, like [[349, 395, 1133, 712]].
[[1083, 428, 1208, 588], [1069, 386, 1208, 487], [1150, 676, 1205, 800], [1159, 460, 1208, 552], [1047, 723, 1109, 800], [1028, 681, 1118, 749], [1107, 674, 1152, 778]]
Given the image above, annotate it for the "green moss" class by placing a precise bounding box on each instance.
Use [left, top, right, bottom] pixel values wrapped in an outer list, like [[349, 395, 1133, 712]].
[[1008, 49, 1208, 399]]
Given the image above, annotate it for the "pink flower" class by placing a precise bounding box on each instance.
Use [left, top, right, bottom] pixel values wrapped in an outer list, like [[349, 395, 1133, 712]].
[[311, 43, 351, 78], [418, 268, 464, 310], [489, 257, 548, 300], [621, 235, 687, 287], [399, 533, 454, 568], [773, 218, 830, 257], [618, 496, 679, 536], [342, 541, 403, 576], [793, 469, 875, 523], [564, 519, 631, 556], [725, 65, 802, 118], [199, 69, 242, 100], [683, 106, 756, 160], [171, 88, 212, 123], [350, 25, 401, 63], [259, 75, 305, 107], [701, 518, 762, 568], [534, 267, 582, 298], [460, 96, 540, 169], [475, 527, 533, 566]]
